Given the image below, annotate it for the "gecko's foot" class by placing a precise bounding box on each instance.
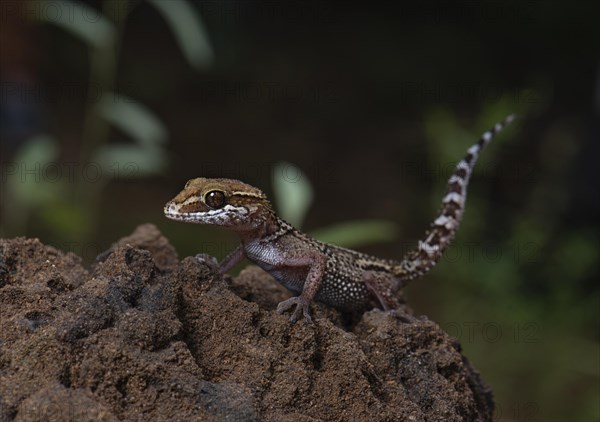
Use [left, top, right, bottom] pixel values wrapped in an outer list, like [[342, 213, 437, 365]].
[[194, 253, 220, 272], [276, 297, 313, 324]]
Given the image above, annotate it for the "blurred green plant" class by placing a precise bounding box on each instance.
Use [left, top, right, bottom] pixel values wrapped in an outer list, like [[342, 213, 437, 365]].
[[271, 162, 398, 248], [1, 0, 212, 241]]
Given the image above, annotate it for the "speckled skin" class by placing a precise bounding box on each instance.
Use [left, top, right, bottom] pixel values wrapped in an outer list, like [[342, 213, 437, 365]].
[[243, 227, 394, 311], [164, 115, 515, 323]]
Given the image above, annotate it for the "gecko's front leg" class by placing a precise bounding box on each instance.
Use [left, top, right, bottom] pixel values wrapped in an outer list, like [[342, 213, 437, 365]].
[[276, 254, 326, 323], [193, 245, 245, 275], [218, 245, 245, 274]]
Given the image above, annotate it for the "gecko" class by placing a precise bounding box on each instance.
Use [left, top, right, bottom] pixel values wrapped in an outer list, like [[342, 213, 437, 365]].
[[164, 115, 516, 323]]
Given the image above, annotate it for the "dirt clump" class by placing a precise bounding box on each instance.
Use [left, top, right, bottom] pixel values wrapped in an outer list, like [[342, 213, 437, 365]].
[[0, 224, 493, 421]]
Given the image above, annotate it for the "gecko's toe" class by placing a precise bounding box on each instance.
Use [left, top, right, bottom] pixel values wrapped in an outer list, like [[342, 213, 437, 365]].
[[277, 297, 313, 324], [290, 305, 312, 324], [194, 253, 220, 272]]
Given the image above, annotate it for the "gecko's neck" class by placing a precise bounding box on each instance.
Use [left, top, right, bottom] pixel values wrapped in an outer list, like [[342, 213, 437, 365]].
[[236, 208, 285, 244]]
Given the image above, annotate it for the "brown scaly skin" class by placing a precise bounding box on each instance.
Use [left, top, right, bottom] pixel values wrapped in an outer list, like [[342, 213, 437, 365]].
[[165, 115, 516, 323]]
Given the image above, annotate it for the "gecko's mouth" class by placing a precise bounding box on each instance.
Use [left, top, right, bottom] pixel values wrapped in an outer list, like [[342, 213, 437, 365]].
[[164, 209, 204, 223], [164, 202, 193, 221], [164, 202, 228, 223], [164, 201, 255, 227]]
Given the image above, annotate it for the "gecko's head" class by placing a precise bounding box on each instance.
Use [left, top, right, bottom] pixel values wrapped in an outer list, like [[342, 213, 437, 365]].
[[164, 178, 274, 231]]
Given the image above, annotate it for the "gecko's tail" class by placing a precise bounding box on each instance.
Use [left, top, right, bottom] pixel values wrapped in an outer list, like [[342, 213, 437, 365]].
[[393, 114, 516, 285]]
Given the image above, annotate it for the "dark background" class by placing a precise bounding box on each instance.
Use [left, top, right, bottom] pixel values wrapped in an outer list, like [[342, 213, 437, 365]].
[[1, 1, 598, 420]]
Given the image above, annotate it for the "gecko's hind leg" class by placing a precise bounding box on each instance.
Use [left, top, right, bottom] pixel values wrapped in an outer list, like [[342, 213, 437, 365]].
[[363, 272, 415, 323]]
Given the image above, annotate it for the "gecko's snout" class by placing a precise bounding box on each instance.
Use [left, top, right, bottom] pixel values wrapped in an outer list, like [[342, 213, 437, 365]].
[[164, 201, 179, 218]]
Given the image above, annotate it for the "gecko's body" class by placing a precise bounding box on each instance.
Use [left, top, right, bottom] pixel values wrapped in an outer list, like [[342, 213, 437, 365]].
[[165, 115, 515, 322]]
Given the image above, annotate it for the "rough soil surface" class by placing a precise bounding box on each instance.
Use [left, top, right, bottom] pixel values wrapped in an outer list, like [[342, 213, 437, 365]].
[[0, 224, 494, 421]]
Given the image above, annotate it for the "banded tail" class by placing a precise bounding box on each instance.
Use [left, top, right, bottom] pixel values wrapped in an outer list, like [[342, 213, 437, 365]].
[[394, 114, 516, 284]]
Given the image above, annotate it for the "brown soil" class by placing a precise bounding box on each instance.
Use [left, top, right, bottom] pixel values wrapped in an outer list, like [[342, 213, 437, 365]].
[[0, 224, 493, 421]]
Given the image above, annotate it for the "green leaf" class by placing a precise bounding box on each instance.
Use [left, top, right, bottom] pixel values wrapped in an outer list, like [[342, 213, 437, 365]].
[[12, 134, 58, 167], [93, 144, 167, 177], [310, 220, 398, 248], [2, 134, 64, 235], [30, 0, 116, 49], [8, 134, 64, 205], [147, 0, 214, 70], [272, 162, 314, 228], [96, 95, 168, 147]]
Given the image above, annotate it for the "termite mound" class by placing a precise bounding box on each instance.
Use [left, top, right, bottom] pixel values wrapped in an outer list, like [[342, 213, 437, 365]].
[[0, 224, 493, 421]]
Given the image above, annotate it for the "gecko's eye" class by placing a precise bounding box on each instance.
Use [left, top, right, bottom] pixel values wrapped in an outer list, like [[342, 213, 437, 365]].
[[205, 190, 226, 209]]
